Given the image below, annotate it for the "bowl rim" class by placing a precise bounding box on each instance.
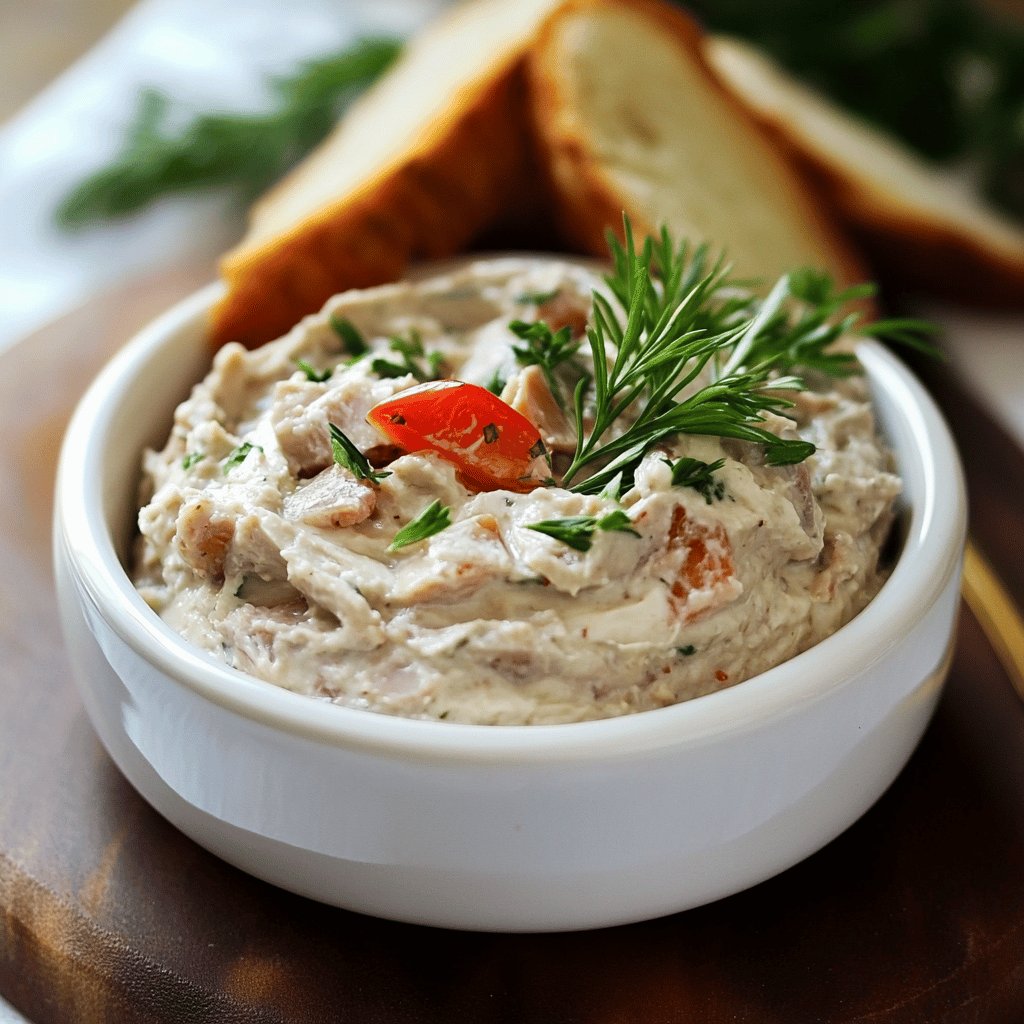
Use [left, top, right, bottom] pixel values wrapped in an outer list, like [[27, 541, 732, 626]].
[[55, 272, 967, 764]]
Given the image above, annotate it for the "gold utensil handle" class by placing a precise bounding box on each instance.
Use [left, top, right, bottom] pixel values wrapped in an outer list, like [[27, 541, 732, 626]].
[[962, 539, 1024, 701]]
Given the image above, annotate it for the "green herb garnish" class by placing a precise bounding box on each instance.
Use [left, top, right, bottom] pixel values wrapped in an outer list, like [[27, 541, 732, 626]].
[[329, 423, 390, 483], [677, 645, 696, 657], [223, 442, 262, 473], [527, 510, 640, 552], [718, 268, 939, 377], [558, 221, 819, 496], [541, 217, 935, 497], [689, 0, 1024, 219], [508, 318, 583, 409], [296, 359, 332, 383], [388, 500, 452, 551], [497, 220, 935, 499], [595, 509, 641, 537], [181, 452, 205, 470], [515, 289, 560, 306], [55, 38, 401, 229], [485, 369, 508, 396], [664, 457, 726, 503], [370, 330, 444, 382], [329, 315, 369, 357], [860, 316, 942, 359]]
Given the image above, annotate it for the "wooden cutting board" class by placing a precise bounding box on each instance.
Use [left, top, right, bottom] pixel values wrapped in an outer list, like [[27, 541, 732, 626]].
[[2, 272, 1024, 1024]]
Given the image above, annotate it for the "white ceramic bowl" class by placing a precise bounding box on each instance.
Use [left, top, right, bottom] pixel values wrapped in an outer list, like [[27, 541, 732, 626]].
[[54, 279, 966, 932]]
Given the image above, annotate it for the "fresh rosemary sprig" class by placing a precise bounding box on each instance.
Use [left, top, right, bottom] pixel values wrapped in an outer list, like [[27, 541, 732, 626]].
[[859, 316, 942, 358], [719, 268, 939, 378], [560, 223, 811, 495], [55, 38, 401, 229], [554, 219, 934, 496], [389, 500, 452, 551], [329, 423, 390, 483], [527, 511, 640, 552]]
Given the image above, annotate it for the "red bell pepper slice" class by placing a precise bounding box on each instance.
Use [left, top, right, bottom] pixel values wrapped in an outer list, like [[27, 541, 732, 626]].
[[366, 380, 549, 492]]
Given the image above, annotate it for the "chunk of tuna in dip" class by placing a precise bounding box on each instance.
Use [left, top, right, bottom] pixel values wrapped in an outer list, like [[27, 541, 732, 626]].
[[133, 257, 900, 725]]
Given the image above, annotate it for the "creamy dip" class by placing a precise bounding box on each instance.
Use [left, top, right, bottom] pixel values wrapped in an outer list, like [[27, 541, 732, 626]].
[[133, 258, 900, 724]]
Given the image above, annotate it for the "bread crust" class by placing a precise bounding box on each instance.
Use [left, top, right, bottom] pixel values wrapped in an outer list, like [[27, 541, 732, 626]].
[[211, 9, 546, 348], [527, 0, 867, 290], [782, 144, 1024, 308]]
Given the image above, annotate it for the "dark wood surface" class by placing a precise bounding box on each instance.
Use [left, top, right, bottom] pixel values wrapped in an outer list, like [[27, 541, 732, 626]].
[[2, 277, 1024, 1024]]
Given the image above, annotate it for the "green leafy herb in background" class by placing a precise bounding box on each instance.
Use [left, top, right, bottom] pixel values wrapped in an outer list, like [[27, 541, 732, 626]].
[[685, 0, 1024, 219], [55, 4, 1023, 228], [55, 37, 401, 229]]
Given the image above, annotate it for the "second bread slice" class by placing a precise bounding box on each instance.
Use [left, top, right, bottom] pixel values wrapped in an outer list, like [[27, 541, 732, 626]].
[[527, 0, 866, 289], [706, 35, 1024, 308]]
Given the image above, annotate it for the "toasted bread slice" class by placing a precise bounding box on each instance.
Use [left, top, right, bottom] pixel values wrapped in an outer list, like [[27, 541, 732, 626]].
[[527, 0, 866, 290], [706, 36, 1024, 307], [211, 0, 560, 348]]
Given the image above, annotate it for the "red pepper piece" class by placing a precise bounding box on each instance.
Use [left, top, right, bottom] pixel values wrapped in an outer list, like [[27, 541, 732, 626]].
[[367, 380, 549, 492]]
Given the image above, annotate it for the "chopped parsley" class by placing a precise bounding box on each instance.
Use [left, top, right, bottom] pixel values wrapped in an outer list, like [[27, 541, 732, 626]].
[[664, 457, 726, 503], [508, 318, 582, 408], [329, 314, 369, 357], [223, 442, 262, 473], [296, 358, 332, 382], [677, 645, 696, 657], [328, 423, 390, 482], [181, 452, 205, 470], [388, 500, 452, 552], [485, 368, 507, 396], [515, 288, 560, 306], [526, 510, 640, 552], [370, 330, 444, 382]]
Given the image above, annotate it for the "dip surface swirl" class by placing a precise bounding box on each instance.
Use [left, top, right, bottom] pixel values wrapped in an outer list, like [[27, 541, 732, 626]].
[[133, 257, 900, 724]]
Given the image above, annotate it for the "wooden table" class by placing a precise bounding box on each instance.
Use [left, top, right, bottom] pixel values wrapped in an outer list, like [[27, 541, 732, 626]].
[[1, 274, 1024, 1022]]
